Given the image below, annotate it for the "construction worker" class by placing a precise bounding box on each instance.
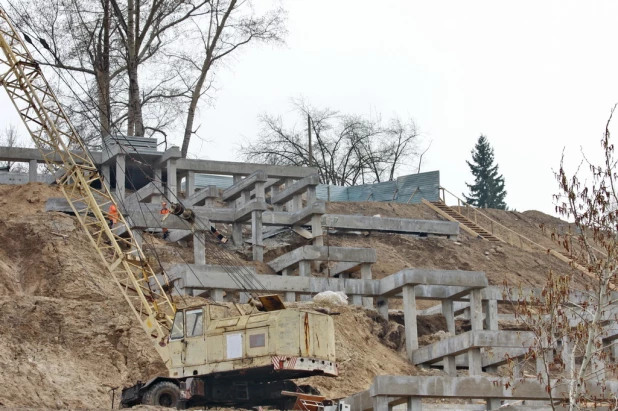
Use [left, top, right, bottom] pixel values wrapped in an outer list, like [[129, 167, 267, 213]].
[[160, 201, 170, 239], [108, 204, 118, 230]]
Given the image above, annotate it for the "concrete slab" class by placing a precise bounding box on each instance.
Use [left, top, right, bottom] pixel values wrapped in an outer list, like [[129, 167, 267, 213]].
[[271, 174, 319, 205], [0, 146, 103, 164], [268, 245, 377, 273], [366, 375, 618, 400], [411, 331, 535, 365], [322, 214, 459, 237], [176, 158, 317, 179], [222, 170, 268, 202], [379, 269, 488, 297], [184, 185, 219, 206], [124, 182, 161, 206]]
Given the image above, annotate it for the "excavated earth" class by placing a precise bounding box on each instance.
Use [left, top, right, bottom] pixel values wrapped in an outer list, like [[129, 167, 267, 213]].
[[0, 183, 581, 409]]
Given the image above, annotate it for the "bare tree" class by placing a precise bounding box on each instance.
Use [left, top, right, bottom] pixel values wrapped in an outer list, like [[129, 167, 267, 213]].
[[177, 0, 287, 158], [239, 101, 424, 186], [504, 106, 618, 410], [0, 125, 27, 172]]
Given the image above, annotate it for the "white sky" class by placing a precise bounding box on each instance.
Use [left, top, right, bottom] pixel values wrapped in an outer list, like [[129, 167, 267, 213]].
[[3, 0, 618, 215]]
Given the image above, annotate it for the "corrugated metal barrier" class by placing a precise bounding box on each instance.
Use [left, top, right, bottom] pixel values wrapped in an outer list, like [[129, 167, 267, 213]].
[[190, 170, 440, 204]]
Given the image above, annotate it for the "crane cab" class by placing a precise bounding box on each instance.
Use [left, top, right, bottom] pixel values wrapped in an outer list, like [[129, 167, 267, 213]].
[[167, 304, 338, 380]]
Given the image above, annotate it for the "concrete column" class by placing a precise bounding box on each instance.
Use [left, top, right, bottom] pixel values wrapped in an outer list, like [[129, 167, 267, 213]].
[[232, 223, 243, 246], [443, 355, 457, 376], [513, 361, 523, 378], [299, 261, 311, 277], [166, 159, 177, 200], [299, 261, 311, 301], [441, 300, 456, 334], [484, 300, 499, 331], [211, 289, 224, 302], [560, 336, 574, 377], [152, 168, 162, 203], [377, 297, 389, 320], [468, 347, 482, 375], [282, 268, 296, 302], [271, 185, 283, 212], [486, 399, 501, 410], [251, 210, 263, 262], [115, 154, 126, 199], [351, 295, 362, 306], [186, 171, 195, 197], [193, 232, 206, 265], [255, 181, 265, 199], [29, 159, 37, 182], [285, 178, 295, 211], [373, 395, 389, 411], [407, 397, 422, 411], [469, 289, 483, 331], [293, 193, 302, 211], [306, 186, 316, 204], [403, 285, 418, 359], [361, 264, 373, 308], [311, 214, 323, 246], [177, 174, 184, 197], [101, 164, 111, 191], [611, 341, 618, 362], [592, 337, 606, 381]]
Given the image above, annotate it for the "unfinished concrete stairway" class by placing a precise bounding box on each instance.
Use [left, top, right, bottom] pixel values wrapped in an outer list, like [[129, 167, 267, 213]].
[[422, 199, 502, 242]]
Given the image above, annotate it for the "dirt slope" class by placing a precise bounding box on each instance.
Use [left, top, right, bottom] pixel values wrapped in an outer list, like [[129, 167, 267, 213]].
[[0, 184, 578, 408]]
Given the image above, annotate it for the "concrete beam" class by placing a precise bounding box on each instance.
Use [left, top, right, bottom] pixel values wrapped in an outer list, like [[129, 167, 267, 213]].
[[154, 147, 182, 167], [366, 375, 618, 400], [222, 170, 268, 202], [271, 174, 320, 205], [168, 265, 380, 297], [379, 269, 488, 297], [0, 146, 103, 164], [175, 158, 317, 179], [268, 245, 377, 273], [184, 185, 219, 206], [124, 182, 161, 207], [287, 201, 326, 226], [322, 214, 460, 237], [411, 331, 536, 366]]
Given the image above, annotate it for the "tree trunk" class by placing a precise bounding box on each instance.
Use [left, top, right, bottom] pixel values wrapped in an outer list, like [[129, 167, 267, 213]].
[[126, 0, 144, 136], [181, 0, 237, 157], [97, 0, 111, 139]]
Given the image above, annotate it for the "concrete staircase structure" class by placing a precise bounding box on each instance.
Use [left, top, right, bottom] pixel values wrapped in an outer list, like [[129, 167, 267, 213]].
[[423, 199, 502, 242]]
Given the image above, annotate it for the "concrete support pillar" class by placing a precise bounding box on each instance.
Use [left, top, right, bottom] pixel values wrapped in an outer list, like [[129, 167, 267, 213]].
[[166, 159, 177, 200], [152, 168, 162, 203], [407, 397, 422, 411], [239, 292, 249, 304], [177, 174, 184, 198], [486, 399, 501, 410], [377, 297, 389, 320], [299, 261, 311, 301], [468, 289, 483, 375], [403, 285, 418, 359], [469, 289, 483, 331], [271, 185, 283, 212], [513, 361, 523, 378], [193, 232, 206, 265], [361, 263, 373, 308], [311, 214, 323, 246], [293, 193, 302, 211], [373, 395, 389, 411], [484, 299, 499, 331], [282, 268, 296, 302], [443, 355, 457, 376], [306, 186, 316, 204], [285, 178, 295, 211], [29, 159, 37, 182], [211, 289, 224, 302], [441, 300, 456, 334], [101, 165, 111, 191], [611, 341, 618, 362], [251, 210, 263, 261], [561, 336, 574, 377], [592, 337, 606, 381], [351, 295, 362, 306], [115, 154, 126, 199], [232, 223, 243, 247], [186, 171, 195, 197]]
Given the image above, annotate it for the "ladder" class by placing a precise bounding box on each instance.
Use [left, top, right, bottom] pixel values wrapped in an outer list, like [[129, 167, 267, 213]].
[[423, 199, 502, 242]]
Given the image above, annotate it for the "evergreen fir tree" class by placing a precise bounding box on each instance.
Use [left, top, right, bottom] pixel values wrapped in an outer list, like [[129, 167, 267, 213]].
[[464, 135, 507, 209]]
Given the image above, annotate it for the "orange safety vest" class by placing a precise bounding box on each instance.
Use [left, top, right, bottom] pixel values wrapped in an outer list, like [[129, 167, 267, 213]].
[[109, 204, 119, 224]]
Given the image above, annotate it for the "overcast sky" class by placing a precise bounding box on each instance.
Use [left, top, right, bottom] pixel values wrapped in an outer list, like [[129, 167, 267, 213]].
[[2, 0, 618, 215]]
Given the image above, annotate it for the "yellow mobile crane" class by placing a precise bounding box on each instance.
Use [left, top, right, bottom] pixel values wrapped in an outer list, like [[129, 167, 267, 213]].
[[0, 8, 337, 409]]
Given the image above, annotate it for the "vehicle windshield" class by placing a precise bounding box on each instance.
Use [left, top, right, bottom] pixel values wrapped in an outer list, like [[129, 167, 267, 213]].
[[170, 311, 184, 340], [185, 309, 203, 337]]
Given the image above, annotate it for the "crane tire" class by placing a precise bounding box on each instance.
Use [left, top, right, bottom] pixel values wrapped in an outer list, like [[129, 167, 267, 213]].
[[142, 381, 180, 408]]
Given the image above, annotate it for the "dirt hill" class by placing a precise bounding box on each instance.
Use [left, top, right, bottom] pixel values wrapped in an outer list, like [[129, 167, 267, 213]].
[[0, 183, 577, 408]]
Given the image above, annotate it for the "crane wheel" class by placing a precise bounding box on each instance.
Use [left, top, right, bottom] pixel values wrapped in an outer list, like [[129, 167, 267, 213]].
[[142, 381, 180, 408]]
